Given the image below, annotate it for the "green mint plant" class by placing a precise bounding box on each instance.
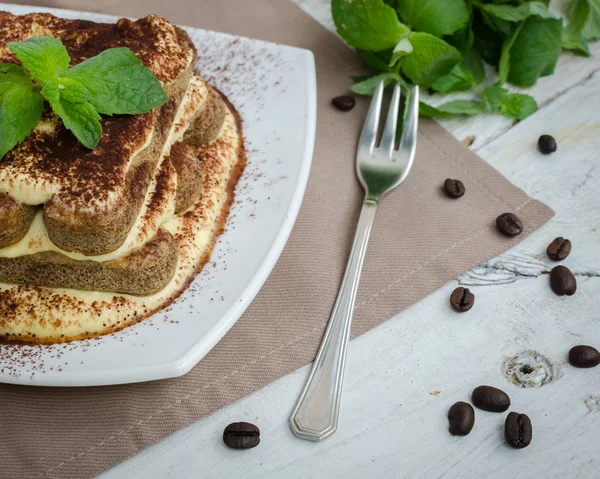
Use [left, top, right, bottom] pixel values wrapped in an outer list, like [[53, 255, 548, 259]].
[[0, 36, 168, 158], [332, 0, 600, 119]]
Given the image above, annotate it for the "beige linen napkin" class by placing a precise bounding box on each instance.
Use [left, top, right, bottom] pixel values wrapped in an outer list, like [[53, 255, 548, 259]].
[[0, 1, 554, 477]]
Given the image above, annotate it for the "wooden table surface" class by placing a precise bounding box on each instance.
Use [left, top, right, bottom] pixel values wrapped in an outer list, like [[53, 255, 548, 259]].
[[101, 1, 600, 477]]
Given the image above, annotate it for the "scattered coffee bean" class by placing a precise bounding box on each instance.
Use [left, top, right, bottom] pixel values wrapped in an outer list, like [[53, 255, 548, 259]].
[[332, 95, 356, 111], [505, 412, 532, 449], [223, 422, 260, 449], [547, 237, 572, 261], [448, 401, 475, 436], [450, 287, 475, 312], [550, 265, 577, 296], [472, 385, 510, 412], [496, 213, 523, 237], [538, 134, 557, 154], [444, 179, 466, 198], [568, 345, 600, 368]]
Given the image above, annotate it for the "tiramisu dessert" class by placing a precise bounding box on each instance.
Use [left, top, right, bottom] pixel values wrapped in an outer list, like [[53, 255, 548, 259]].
[[0, 12, 245, 342]]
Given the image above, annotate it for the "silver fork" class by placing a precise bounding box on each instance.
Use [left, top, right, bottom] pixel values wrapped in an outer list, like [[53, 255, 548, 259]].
[[289, 81, 419, 441]]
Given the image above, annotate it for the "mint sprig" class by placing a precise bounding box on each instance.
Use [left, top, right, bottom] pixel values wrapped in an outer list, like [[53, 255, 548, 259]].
[[333, 0, 600, 120], [0, 36, 168, 158]]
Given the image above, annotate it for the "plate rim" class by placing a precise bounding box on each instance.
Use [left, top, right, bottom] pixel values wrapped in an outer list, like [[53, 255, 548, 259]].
[[0, 3, 317, 387]]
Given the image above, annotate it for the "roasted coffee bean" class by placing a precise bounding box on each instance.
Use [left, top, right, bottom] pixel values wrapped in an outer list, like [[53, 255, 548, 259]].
[[550, 265, 577, 296], [444, 179, 466, 198], [223, 422, 260, 449], [568, 345, 600, 368], [496, 213, 523, 237], [472, 385, 510, 412], [538, 135, 557, 154], [448, 401, 475, 436], [450, 287, 475, 312], [547, 237, 572, 261], [332, 95, 356, 111], [505, 412, 532, 449]]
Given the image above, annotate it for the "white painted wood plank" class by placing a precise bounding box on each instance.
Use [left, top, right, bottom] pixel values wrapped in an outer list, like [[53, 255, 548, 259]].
[[100, 279, 600, 479], [100, 2, 600, 478], [477, 70, 600, 268]]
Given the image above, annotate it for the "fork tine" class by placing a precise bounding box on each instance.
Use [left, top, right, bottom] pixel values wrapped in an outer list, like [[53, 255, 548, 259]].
[[379, 83, 401, 158], [358, 80, 384, 155], [396, 85, 419, 173]]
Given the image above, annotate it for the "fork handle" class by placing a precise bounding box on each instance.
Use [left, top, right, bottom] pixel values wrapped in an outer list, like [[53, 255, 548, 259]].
[[290, 199, 378, 441]]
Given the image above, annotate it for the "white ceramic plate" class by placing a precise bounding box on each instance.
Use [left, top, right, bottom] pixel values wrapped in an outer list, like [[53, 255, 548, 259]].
[[0, 3, 316, 386]]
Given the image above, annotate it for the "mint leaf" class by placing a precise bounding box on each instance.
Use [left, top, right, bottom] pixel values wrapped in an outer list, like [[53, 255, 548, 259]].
[[507, 18, 563, 87], [582, 0, 600, 40], [41, 77, 101, 149], [419, 99, 485, 117], [358, 49, 395, 72], [463, 49, 485, 84], [447, 21, 475, 54], [498, 22, 525, 85], [350, 72, 403, 95], [397, 0, 469, 37], [430, 63, 473, 93], [58, 76, 92, 103], [0, 77, 44, 159], [484, 86, 537, 119], [59, 48, 167, 115], [400, 32, 461, 86], [56, 100, 102, 149], [483, 85, 507, 110], [562, 38, 591, 56], [0, 63, 35, 97], [565, 0, 590, 36], [479, 8, 512, 35], [389, 37, 413, 67], [472, 10, 504, 65], [481, 2, 556, 22], [332, 0, 406, 51], [8, 36, 70, 86], [563, 0, 592, 55], [419, 102, 445, 117], [499, 92, 537, 119]]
